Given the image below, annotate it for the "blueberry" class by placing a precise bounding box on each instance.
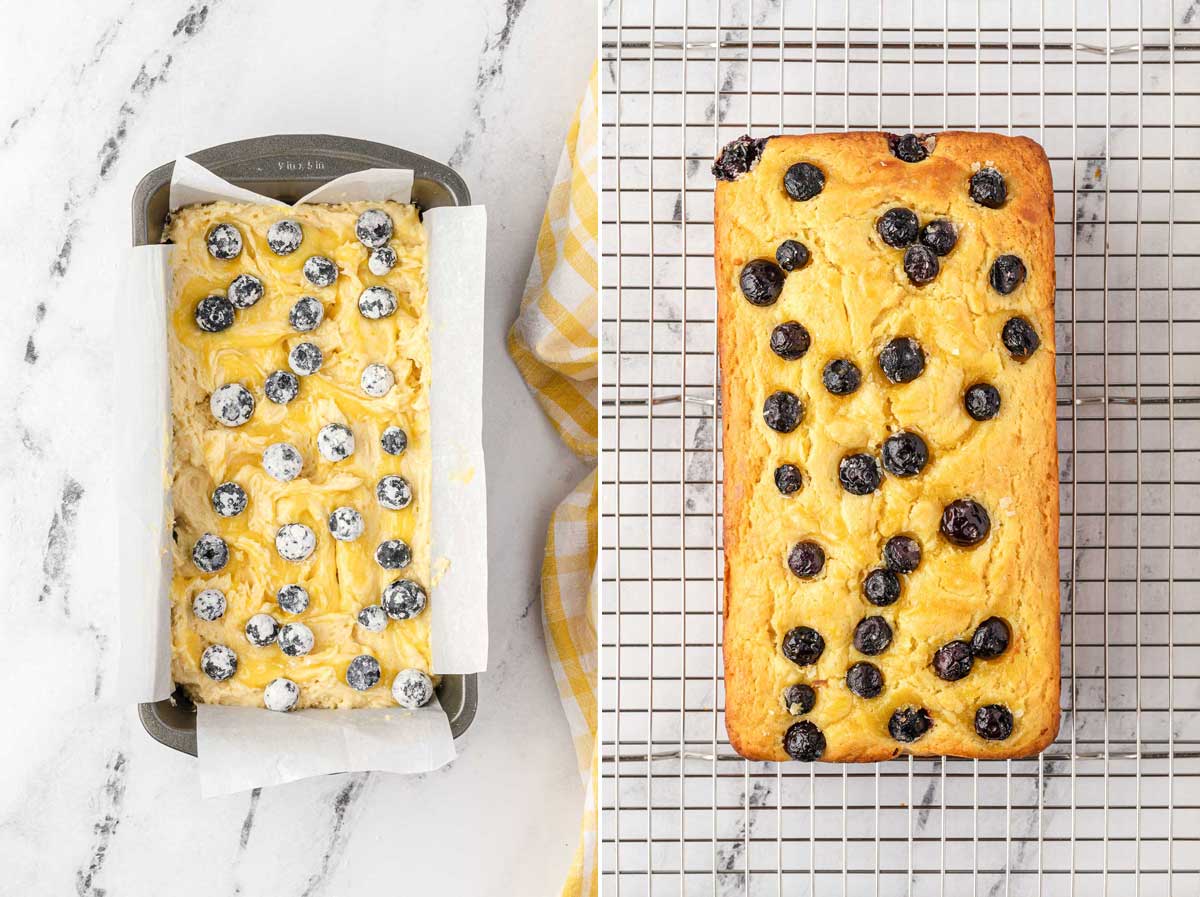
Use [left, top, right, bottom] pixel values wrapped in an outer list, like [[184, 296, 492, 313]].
[[195, 295, 235, 332], [783, 162, 825, 201], [192, 589, 226, 622], [375, 539, 412, 570], [883, 536, 921, 574], [964, 383, 1001, 421], [972, 617, 1011, 659], [357, 605, 389, 632], [878, 337, 925, 384], [940, 499, 991, 547], [358, 285, 398, 319], [787, 541, 825, 579], [889, 707, 933, 743], [846, 662, 884, 698], [763, 391, 803, 433], [245, 613, 279, 647], [361, 363, 395, 397], [783, 720, 826, 761], [288, 342, 323, 376], [781, 626, 825, 666], [278, 621, 315, 656], [200, 644, 238, 681], [932, 640, 974, 681], [876, 208, 919, 248], [969, 167, 1008, 208], [227, 273, 264, 309], [919, 219, 958, 256], [210, 384, 255, 427], [346, 654, 382, 691], [303, 255, 338, 287], [1002, 316, 1040, 359], [739, 259, 786, 306], [328, 506, 365, 542], [822, 359, 861, 395], [863, 568, 901, 606], [769, 322, 810, 360], [853, 616, 892, 656], [382, 578, 427, 620], [206, 223, 242, 260], [264, 678, 299, 712], [275, 523, 316, 562], [903, 244, 939, 286], [276, 584, 310, 614], [267, 219, 303, 255], [376, 475, 413, 510], [211, 482, 247, 517], [889, 132, 931, 163], [782, 683, 816, 715], [381, 426, 408, 455], [881, 431, 929, 477], [774, 464, 803, 495], [711, 135, 767, 181], [317, 423, 355, 462], [990, 255, 1026, 295], [355, 209, 393, 248], [838, 453, 881, 495], [192, 533, 228, 573], [392, 669, 435, 708], [262, 443, 303, 482], [289, 296, 324, 332], [974, 704, 1014, 740], [265, 371, 299, 404], [368, 246, 397, 276], [775, 240, 810, 271]]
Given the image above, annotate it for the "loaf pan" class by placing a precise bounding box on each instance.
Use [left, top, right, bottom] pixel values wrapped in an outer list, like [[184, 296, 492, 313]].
[[132, 134, 478, 756]]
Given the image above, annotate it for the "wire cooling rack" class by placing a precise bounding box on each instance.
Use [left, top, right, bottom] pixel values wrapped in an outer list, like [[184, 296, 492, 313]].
[[599, 0, 1200, 893]]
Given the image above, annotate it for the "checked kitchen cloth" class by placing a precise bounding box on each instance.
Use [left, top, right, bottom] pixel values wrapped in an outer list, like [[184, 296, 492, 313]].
[[507, 61, 598, 897]]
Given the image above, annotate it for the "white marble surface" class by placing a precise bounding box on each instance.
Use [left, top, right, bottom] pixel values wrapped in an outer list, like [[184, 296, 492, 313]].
[[0, 2, 595, 894]]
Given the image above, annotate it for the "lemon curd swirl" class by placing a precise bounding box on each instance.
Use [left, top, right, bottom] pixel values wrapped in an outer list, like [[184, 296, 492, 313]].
[[167, 201, 431, 709]]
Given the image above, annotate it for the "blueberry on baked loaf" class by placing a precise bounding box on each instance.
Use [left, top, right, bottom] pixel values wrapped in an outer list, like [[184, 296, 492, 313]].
[[878, 337, 925, 383], [881, 431, 929, 477], [739, 259, 787, 306], [940, 499, 991, 547], [783, 720, 826, 761], [782, 683, 816, 716], [846, 662, 884, 698], [932, 640, 974, 681], [888, 132, 935, 163], [769, 322, 810, 360], [711, 135, 767, 181], [888, 707, 932, 743], [1002, 316, 1041, 359], [964, 383, 1002, 420], [876, 208, 919, 248], [969, 167, 1008, 208], [919, 219, 958, 256], [781, 626, 825, 666], [821, 359, 861, 395], [762, 391, 803, 433], [971, 617, 1011, 658], [990, 255, 1027, 294], [853, 616, 892, 656], [883, 535, 921, 573], [838, 453, 881, 495], [775, 239, 810, 271], [786, 541, 825, 579], [862, 568, 901, 606], [975, 704, 1014, 740], [773, 464, 803, 496], [783, 162, 825, 201]]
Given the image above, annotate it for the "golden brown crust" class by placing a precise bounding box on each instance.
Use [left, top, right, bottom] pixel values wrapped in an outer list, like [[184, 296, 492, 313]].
[[716, 131, 1060, 762]]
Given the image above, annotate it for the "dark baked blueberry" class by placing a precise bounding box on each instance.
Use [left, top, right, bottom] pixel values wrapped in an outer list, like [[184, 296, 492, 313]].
[[964, 383, 1001, 421], [863, 568, 901, 606], [368, 246, 397, 276], [244, 613, 279, 647], [889, 707, 933, 743], [975, 704, 1014, 740], [838, 453, 881, 495], [783, 720, 826, 761], [769, 322, 810, 360], [206, 223, 242, 260], [969, 167, 1008, 208], [881, 431, 929, 477], [775, 240, 810, 271], [846, 662, 884, 698], [853, 616, 892, 655], [355, 209, 394, 248], [346, 654, 382, 691], [200, 644, 237, 681], [377, 475, 413, 510], [289, 296, 324, 332], [264, 678, 300, 712], [276, 584, 310, 614], [211, 482, 247, 517], [192, 589, 226, 622], [192, 533, 228, 572], [288, 342, 323, 376], [210, 383, 255, 427], [303, 255, 338, 287], [381, 426, 408, 455], [774, 464, 803, 495], [328, 506, 365, 542], [883, 536, 921, 574], [878, 337, 925, 384], [781, 626, 825, 666], [227, 274, 264, 309], [903, 244, 939, 286], [876, 208, 919, 248], [392, 669, 435, 708], [932, 640, 974, 681], [822, 359, 861, 395], [358, 285, 398, 320], [382, 578, 428, 620], [787, 541, 825, 579], [763, 391, 803, 433], [783, 162, 825, 201], [889, 132, 932, 163], [711, 135, 767, 181], [278, 621, 315, 656], [317, 423, 355, 462], [375, 539, 412, 570], [357, 605, 389, 632], [739, 259, 786, 306], [782, 683, 816, 716], [940, 499, 991, 547], [262, 443, 303, 482], [1002, 316, 1040, 359], [274, 523, 316, 562], [972, 617, 1011, 659], [264, 370, 299, 405], [195, 295, 235, 332], [919, 219, 958, 256], [990, 255, 1027, 295], [267, 219, 303, 255]]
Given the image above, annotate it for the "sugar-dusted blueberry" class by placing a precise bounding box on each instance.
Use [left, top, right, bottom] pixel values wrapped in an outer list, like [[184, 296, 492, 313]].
[[317, 423, 355, 462], [783, 720, 826, 761], [787, 541, 825, 579], [853, 616, 892, 656], [878, 337, 925, 383], [711, 135, 767, 181], [328, 506, 365, 542], [889, 132, 933, 163], [358, 285, 398, 320], [262, 443, 303, 482], [990, 255, 1026, 295], [244, 613, 279, 647], [846, 662, 884, 698], [376, 475, 413, 510], [972, 617, 1011, 659], [881, 431, 929, 477], [1002, 316, 1040, 359], [211, 481, 247, 517], [278, 621, 315, 656], [267, 219, 303, 255], [303, 255, 338, 287], [227, 273, 264, 309], [941, 499, 991, 547], [288, 342, 323, 376], [903, 244, 939, 286], [933, 640, 974, 681], [206, 223, 242, 260], [192, 533, 228, 573], [361, 363, 395, 397], [781, 626, 825, 666], [965, 383, 1001, 421], [783, 683, 816, 716], [210, 383, 255, 427], [876, 208, 919, 248], [275, 523, 316, 562], [192, 588, 227, 622], [264, 677, 299, 712], [382, 578, 427, 620], [763, 391, 803, 433], [392, 668, 435, 709], [264, 370, 299, 405], [775, 239, 810, 272], [289, 296, 324, 332], [375, 539, 412, 570], [368, 245, 397, 276], [769, 322, 810, 360], [863, 568, 901, 606], [783, 162, 825, 201], [889, 707, 933, 743], [969, 167, 1007, 208], [381, 426, 408, 455], [276, 583, 310, 614], [883, 535, 921, 574], [919, 219, 958, 256], [195, 295, 235, 332], [357, 604, 389, 632], [774, 464, 803, 496], [838, 453, 882, 495], [975, 704, 1014, 740], [355, 209, 394, 248], [346, 654, 382, 691], [822, 359, 861, 396], [739, 259, 786, 306], [200, 644, 238, 681]]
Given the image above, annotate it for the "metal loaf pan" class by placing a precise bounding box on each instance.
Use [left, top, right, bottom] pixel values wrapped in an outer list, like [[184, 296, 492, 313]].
[[132, 134, 478, 756]]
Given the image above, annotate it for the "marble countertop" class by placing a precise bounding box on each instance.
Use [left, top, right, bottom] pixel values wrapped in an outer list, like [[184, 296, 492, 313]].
[[0, 2, 596, 894]]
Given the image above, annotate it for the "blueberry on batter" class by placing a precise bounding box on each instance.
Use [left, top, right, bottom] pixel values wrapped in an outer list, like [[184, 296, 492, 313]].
[[201, 644, 238, 681], [227, 273, 264, 309], [303, 255, 338, 287], [328, 506, 365, 542], [276, 583, 310, 614], [244, 613, 280, 647], [195, 295, 235, 332], [265, 370, 300, 405], [275, 523, 316, 562], [878, 337, 925, 384], [211, 482, 247, 517], [317, 423, 355, 462], [192, 533, 228, 573], [355, 209, 393, 248], [192, 588, 227, 622], [267, 219, 303, 255], [278, 621, 315, 656], [358, 285, 398, 320], [374, 539, 412, 570], [206, 223, 242, 260], [783, 720, 826, 761], [288, 342, 323, 376], [346, 654, 382, 691], [264, 677, 299, 712], [360, 363, 395, 397], [376, 475, 413, 510], [380, 426, 408, 456], [289, 296, 324, 332], [357, 605, 389, 632], [262, 443, 303, 482], [381, 578, 428, 620], [368, 245, 397, 276], [210, 384, 255, 427], [392, 669, 434, 709]]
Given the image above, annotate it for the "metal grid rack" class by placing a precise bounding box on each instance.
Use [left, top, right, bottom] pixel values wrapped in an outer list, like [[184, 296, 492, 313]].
[[599, 1, 1200, 893]]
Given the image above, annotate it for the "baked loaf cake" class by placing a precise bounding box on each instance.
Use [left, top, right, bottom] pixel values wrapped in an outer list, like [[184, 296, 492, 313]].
[[166, 201, 436, 713], [714, 131, 1059, 762]]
